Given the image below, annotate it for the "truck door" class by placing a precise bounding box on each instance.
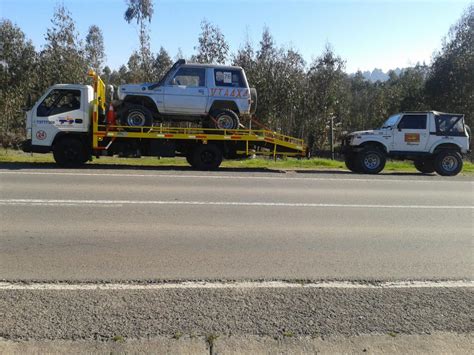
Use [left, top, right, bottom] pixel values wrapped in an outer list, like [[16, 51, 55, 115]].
[[163, 67, 208, 115], [392, 114, 429, 152], [31, 88, 87, 147]]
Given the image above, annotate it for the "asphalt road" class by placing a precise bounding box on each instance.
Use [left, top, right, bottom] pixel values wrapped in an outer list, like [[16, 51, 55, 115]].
[[1, 165, 473, 351], [0, 166, 472, 281]]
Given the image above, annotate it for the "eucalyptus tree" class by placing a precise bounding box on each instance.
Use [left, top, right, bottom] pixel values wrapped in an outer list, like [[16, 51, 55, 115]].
[[124, 0, 155, 82]]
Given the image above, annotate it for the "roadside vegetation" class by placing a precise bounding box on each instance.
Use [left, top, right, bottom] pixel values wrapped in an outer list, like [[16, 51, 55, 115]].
[[0, 2, 472, 154], [1, 150, 473, 174]]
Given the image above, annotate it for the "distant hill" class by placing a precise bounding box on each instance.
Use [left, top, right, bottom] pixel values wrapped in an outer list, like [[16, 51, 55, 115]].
[[352, 68, 404, 82]]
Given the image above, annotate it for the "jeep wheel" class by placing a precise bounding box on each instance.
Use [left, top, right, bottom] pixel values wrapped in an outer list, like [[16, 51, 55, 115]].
[[191, 144, 223, 170], [414, 159, 435, 174], [434, 150, 463, 176], [211, 109, 240, 130], [53, 137, 86, 168], [357, 147, 386, 174], [344, 154, 362, 173], [121, 104, 152, 128]]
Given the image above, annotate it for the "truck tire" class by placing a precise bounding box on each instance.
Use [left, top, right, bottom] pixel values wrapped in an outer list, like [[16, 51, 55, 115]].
[[211, 109, 240, 130], [414, 159, 435, 174], [185, 153, 194, 166], [434, 150, 463, 176], [344, 154, 362, 173], [191, 144, 223, 170], [357, 147, 386, 174], [120, 104, 152, 128], [53, 137, 86, 168]]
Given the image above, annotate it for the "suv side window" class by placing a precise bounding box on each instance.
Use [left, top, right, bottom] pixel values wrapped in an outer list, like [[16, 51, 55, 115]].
[[435, 114, 465, 136], [397, 114, 427, 130], [214, 69, 244, 87], [37, 89, 81, 117], [171, 67, 205, 87]]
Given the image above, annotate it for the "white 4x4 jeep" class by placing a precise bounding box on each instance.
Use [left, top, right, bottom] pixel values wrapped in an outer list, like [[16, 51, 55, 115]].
[[117, 59, 257, 130], [342, 111, 471, 176]]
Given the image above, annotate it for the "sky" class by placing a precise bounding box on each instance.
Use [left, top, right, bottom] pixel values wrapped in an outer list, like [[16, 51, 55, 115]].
[[1, 0, 471, 73]]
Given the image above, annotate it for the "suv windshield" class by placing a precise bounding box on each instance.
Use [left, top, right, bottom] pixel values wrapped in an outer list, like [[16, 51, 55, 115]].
[[381, 114, 401, 128]]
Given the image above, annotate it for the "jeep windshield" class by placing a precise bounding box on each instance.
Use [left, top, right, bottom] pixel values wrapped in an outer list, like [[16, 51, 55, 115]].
[[148, 59, 185, 89], [381, 114, 401, 129]]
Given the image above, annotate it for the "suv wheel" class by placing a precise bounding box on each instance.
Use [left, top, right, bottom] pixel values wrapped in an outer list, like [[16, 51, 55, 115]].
[[211, 109, 240, 130], [434, 150, 463, 176], [357, 147, 386, 174], [121, 104, 152, 128], [191, 144, 223, 170], [53, 137, 86, 168], [414, 159, 435, 174]]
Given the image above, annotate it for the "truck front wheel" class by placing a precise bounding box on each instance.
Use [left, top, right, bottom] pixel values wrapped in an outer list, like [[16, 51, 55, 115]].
[[357, 147, 386, 174], [414, 159, 435, 174], [191, 144, 223, 170], [53, 137, 86, 168], [344, 154, 362, 173], [434, 150, 463, 176]]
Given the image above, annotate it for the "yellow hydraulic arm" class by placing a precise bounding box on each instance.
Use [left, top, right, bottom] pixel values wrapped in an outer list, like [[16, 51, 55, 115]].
[[87, 69, 106, 149]]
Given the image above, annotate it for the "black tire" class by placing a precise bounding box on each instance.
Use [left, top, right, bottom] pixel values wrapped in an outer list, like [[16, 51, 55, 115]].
[[249, 88, 258, 115], [344, 154, 362, 173], [53, 137, 86, 168], [210, 109, 240, 130], [120, 104, 153, 128], [357, 147, 386, 174], [185, 153, 194, 166], [414, 159, 435, 174], [191, 144, 223, 170], [434, 150, 463, 176]]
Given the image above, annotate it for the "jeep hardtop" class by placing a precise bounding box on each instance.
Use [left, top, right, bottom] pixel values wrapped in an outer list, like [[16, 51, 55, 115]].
[[117, 59, 257, 130], [342, 111, 470, 176]]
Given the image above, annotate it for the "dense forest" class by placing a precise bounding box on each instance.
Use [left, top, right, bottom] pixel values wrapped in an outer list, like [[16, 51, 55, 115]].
[[0, 1, 472, 154]]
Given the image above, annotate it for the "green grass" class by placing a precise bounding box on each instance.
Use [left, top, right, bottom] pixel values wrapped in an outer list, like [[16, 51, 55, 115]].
[[1, 149, 473, 174]]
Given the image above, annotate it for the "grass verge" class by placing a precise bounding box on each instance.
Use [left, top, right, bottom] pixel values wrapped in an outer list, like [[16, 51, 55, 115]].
[[1, 149, 473, 174]]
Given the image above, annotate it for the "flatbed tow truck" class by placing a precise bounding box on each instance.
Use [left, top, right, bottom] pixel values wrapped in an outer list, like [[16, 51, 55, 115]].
[[22, 70, 306, 169]]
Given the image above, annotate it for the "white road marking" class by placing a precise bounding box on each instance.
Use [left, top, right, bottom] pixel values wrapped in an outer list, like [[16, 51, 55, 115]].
[[0, 170, 472, 184], [0, 280, 471, 290], [0, 198, 472, 209]]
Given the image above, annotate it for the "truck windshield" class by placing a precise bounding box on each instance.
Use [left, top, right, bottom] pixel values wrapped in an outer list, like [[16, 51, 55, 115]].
[[381, 114, 401, 129]]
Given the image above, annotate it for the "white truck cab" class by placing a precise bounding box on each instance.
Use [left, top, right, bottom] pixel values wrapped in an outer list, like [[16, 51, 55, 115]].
[[342, 111, 470, 176], [25, 84, 93, 151], [117, 59, 257, 130]]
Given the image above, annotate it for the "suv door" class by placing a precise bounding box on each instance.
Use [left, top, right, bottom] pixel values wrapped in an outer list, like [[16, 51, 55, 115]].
[[392, 114, 429, 152], [163, 67, 208, 115]]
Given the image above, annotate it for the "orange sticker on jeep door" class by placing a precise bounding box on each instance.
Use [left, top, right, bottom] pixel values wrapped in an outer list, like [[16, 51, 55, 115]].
[[404, 133, 420, 143]]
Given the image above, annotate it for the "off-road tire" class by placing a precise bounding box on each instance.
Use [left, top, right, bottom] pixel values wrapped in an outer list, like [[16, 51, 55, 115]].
[[357, 147, 386, 174], [120, 104, 153, 129], [249, 88, 258, 115], [53, 137, 86, 168], [191, 144, 223, 170], [210, 109, 240, 130], [414, 159, 435, 174], [434, 150, 463, 176]]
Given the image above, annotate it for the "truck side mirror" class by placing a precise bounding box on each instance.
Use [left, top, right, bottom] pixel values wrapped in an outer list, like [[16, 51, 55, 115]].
[[22, 93, 33, 111]]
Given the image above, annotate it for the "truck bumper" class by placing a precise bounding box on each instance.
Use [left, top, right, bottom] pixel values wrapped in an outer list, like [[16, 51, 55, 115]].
[[21, 139, 50, 154]]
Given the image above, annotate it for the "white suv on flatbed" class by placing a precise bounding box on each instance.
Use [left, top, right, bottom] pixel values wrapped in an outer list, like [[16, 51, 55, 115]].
[[341, 111, 470, 176], [117, 60, 256, 130]]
